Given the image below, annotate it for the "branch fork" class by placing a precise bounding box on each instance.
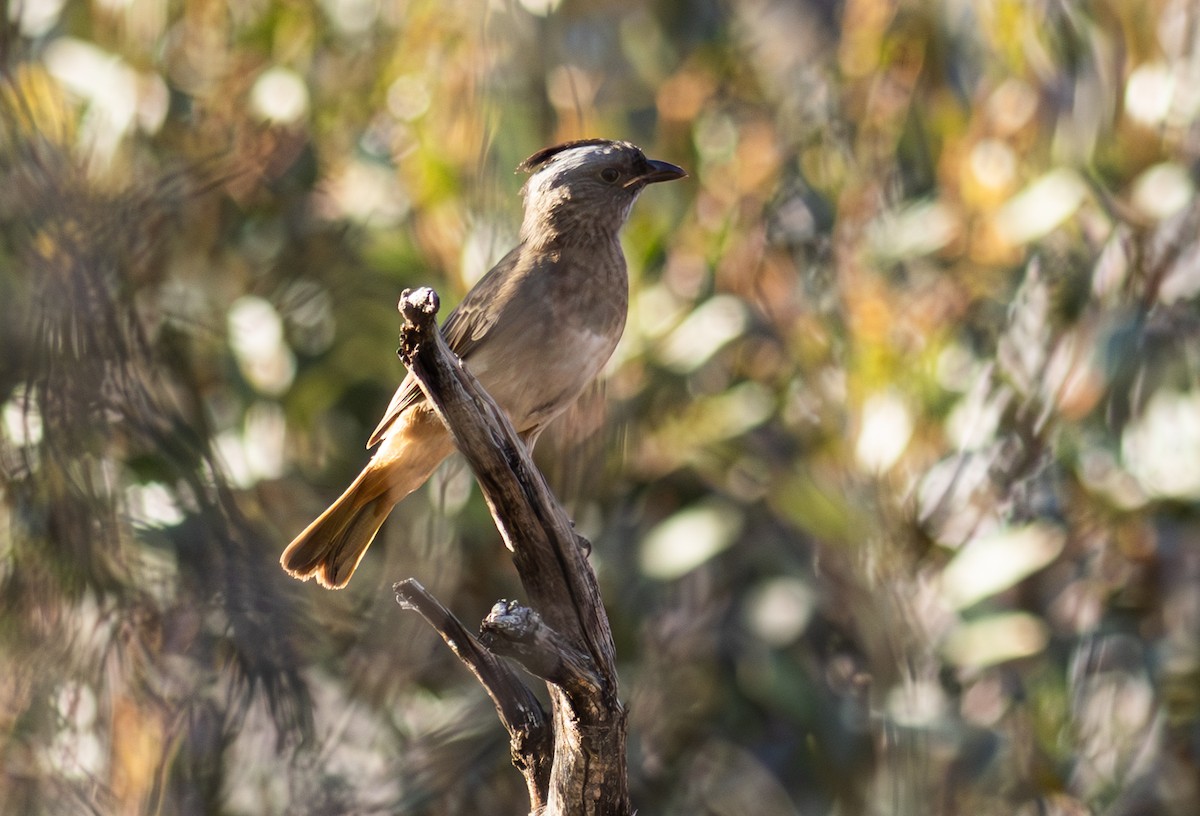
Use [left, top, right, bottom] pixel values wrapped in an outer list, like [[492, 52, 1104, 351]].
[[391, 287, 629, 816]]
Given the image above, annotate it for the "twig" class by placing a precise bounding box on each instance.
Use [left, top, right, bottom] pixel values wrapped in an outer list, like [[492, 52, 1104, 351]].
[[393, 579, 551, 807]]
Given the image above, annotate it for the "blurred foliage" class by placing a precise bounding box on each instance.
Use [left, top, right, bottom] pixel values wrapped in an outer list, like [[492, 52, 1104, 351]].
[[3, 0, 1200, 814]]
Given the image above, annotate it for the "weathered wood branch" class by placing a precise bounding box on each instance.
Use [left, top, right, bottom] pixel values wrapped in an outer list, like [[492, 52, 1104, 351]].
[[392, 287, 630, 815], [480, 600, 603, 699], [393, 579, 552, 809]]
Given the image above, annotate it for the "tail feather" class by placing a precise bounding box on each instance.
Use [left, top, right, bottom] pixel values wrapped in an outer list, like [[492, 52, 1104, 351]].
[[280, 468, 392, 589], [281, 412, 455, 589]]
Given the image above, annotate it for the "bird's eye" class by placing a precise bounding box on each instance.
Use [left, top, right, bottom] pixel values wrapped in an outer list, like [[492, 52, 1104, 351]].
[[600, 168, 620, 184]]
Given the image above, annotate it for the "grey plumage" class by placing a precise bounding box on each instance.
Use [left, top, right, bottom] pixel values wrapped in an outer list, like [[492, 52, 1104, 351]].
[[281, 139, 685, 589]]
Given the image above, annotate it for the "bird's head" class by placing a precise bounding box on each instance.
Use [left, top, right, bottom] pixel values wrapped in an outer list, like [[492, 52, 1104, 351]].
[[517, 139, 686, 246]]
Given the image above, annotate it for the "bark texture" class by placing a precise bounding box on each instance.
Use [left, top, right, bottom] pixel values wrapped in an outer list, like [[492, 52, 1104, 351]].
[[392, 287, 630, 816]]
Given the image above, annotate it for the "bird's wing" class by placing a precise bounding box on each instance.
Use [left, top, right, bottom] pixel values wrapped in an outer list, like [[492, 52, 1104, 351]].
[[439, 244, 525, 356], [365, 371, 422, 449], [365, 245, 526, 449]]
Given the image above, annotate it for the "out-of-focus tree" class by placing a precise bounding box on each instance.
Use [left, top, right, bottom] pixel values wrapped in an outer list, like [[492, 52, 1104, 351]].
[[2, 0, 1200, 814]]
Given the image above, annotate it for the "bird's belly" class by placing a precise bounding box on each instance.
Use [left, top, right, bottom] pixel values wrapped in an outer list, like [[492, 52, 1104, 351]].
[[470, 327, 616, 432]]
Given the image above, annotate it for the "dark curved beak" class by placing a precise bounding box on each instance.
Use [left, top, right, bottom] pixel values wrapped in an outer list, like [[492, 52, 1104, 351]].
[[625, 158, 687, 188]]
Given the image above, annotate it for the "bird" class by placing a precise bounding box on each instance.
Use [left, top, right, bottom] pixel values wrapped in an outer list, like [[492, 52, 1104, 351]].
[[281, 139, 686, 588]]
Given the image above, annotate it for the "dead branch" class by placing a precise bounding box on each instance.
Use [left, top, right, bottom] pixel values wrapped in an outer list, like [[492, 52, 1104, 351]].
[[392, 287, 630, 816]]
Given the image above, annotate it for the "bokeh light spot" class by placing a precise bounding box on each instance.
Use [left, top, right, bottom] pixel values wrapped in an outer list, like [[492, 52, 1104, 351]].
[[1121, 389, 1200, 499], [656, 295, 747, 373], [250, 67, 310, 124], [228, 296, 296, 396], [12, 0, 67, 37], [941, 524, 1066, 610], [1130, 162, 1193, 221], [943, 612, 1049, 668], [1125, 62, 1175, 126], [745, 577, 815, 647], [640, 500, 742, 580], [995, 168, 1089, 245], [855, 391, 913, 473]]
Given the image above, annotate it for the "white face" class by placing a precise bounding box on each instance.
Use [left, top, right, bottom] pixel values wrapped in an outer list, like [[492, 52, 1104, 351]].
[[525, 143, 639, 195], [515, 139, 684, 244], [520, 143, 647, 240], [533, 142, 628, 177]]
